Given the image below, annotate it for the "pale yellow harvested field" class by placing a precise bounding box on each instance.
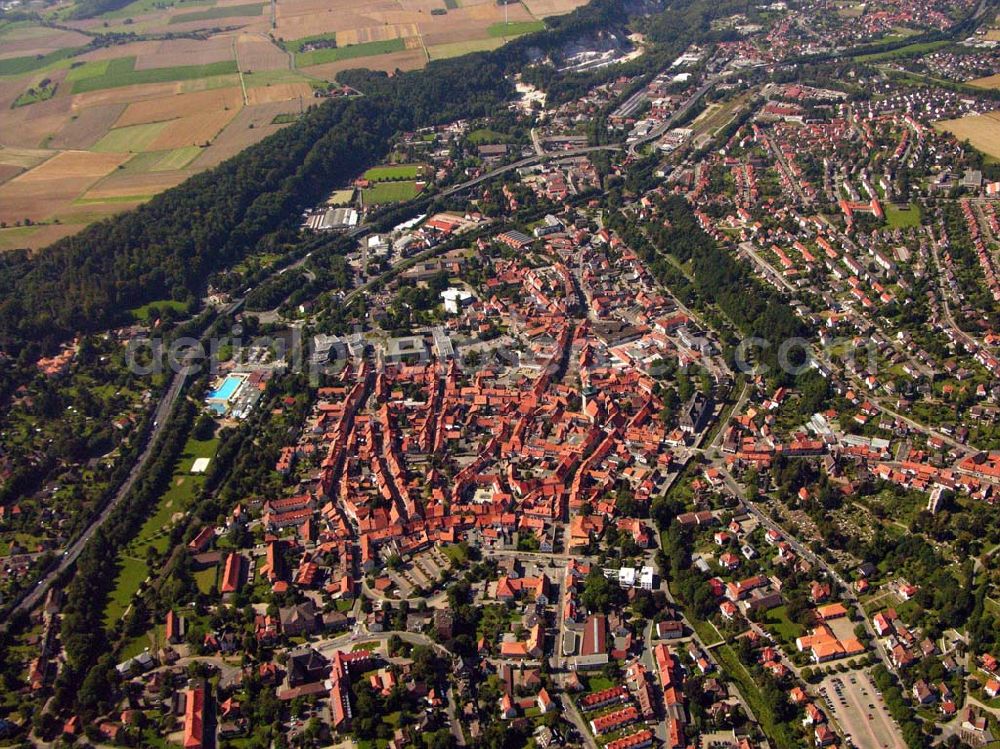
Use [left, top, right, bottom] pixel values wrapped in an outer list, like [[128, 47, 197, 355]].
[[398, 0, 446, 10], [237, 34, 291, 71], [148, 109, 241, 149], [190, 100, 301, 168], [337, 24, 415, 45], [277, 0, 397, 21], [301, 48, 428, 79], [245, 82, 314, 105], [275, 0, 400, 36], [133, 36, 235, 70], [13, 150, 126, 181], [0, 146, 53, 171], [986, 29, 1000, 41], [449, 2, 534, 21], [50, 103, 128, 150], [71, 81, 189, 109], [82, 169, 192, 199], [521, 0, 586, 16], [114, 87, 245, 127], [969, 73, 1000, 89], [934, 111, 1000, 159], [421, 4, 534, 45], [427, 37, 504, 60], [0, 150, 129, 223]]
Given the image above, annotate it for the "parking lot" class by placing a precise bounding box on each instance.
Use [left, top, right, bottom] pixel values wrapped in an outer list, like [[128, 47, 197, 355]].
[[819, 671, 906, 749]]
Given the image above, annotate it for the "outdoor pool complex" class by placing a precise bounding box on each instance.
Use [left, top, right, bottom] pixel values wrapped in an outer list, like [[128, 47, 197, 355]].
[[208, 374, 244, 402]]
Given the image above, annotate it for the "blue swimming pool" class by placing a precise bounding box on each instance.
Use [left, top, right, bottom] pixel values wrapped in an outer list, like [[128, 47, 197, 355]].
[[208, 375, 242, 401]]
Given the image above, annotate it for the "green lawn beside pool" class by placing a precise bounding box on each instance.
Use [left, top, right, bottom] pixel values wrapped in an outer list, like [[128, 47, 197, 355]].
[[103, 433, 218, 627], [103, 556, 149, 626]]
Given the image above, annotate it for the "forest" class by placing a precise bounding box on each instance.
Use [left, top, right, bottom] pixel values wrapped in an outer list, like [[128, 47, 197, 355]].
[[0, 56, 510, 358]]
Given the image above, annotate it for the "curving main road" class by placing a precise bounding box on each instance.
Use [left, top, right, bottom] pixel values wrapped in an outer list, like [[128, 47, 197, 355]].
[[439, 144, 624, 198]]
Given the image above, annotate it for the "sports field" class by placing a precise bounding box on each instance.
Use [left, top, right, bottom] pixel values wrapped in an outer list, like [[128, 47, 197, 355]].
[[364, 164, 425, 181], [363, 180, 423, 204]]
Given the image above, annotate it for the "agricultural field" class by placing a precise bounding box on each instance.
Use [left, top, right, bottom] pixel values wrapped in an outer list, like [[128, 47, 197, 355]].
[[428, 37, 505, 60], [934, 111, 1000, 160], [0, 23, 305, 246], [66, 56, 240, 94], [970, 73, 1000, 89], [295, 38, 408, 68], [0, 0, 586, 250], [167, 2, 263, 25], [487, 20, 545, 37]]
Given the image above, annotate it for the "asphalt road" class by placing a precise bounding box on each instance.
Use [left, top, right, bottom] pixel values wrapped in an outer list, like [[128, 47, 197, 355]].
[[709, 459, 898, 676], [626, 73, 725, 156], [439, 144, 623, 197]]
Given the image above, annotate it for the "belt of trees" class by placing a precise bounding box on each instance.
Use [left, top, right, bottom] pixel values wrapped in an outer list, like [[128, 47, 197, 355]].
[[54, 398, 195, 718]]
